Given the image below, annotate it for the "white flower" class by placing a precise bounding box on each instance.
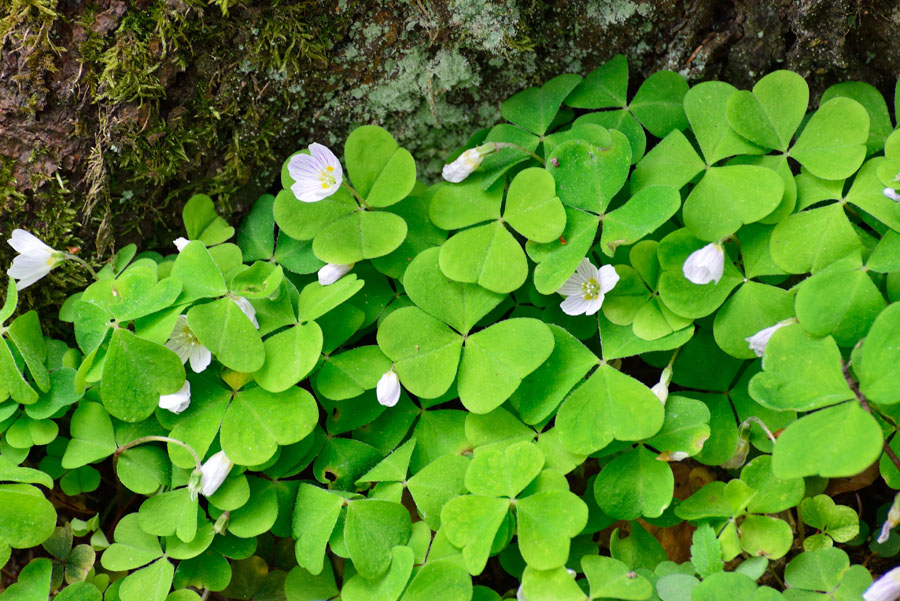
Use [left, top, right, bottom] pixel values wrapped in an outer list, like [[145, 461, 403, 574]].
[[6, 229, 66, 290], [287, 143, 343, 203], [745, 321, 791, 358], [865, 567, 900, 601], [651, 367, 673, 404], [165, 315, 212, 372], [376, 369, 401, 407], [682, 242, 725, 285], [317, 262, 353, 286], [199, 450, 234, 497], [557, 258, 619, 316], [159, 380, 191, 414], [441, 143, 496, 183], [173, 237, 190, 252], [877, 493, 900, 544], [884, 187, 900, 202], [231, 295, 259, 329]]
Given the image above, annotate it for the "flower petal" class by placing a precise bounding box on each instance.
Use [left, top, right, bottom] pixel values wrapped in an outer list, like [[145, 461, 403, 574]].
[[597, 264, 620, 293]]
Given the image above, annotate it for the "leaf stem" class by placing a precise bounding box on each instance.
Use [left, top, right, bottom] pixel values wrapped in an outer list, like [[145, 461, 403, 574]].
[[342, 182, 370, 209], [495, 142, 545, 165], [843, 360, 900, 474], [114, 435, 203, 472], [64, 252, 98, 280]]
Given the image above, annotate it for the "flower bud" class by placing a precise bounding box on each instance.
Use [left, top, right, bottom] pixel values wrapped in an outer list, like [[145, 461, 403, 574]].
[[864, 566, 900, 601], [317, 262, 354, 286], [173, 237, 190, 252], [441, 143, 496, 183], [158, 380, 191, 414], [651, 367, 673, 404], [682, 242, 725, 285], [199, 450, 234, 497], [376, 369, 401, 407], [884, 187, 900, 202], [745, 319, 794, 358], [877, 492, 900, 544]]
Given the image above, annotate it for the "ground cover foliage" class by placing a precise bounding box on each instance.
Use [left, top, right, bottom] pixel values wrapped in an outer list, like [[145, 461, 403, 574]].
[[3, 56, 900, 600]]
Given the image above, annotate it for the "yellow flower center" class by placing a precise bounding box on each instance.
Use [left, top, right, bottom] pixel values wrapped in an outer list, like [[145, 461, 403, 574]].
[[181, 325, 200, 346], [581, 277, 601, 300], [319, 166, 337, 189]]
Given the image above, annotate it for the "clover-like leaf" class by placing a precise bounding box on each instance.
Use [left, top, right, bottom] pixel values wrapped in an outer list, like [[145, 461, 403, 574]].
[[187, 297, 264, 373], [439, 222, 527, 294], [791, 97, 869, 180], [464, 441, 544, 498], [457, 318, 555, 414], [546, 134, 631, 214], [582, 555, 653, 600], [516, 490, 588, 570], [344, 499, 412, 579], [502, 73, 582, 136], [440, 495, 510, 575], [725, 70, 808, 151], [313, 210, 408, 264], [504, 168, 566, 243], [593, 445, 673, 520], [856, 302, 900, 406]]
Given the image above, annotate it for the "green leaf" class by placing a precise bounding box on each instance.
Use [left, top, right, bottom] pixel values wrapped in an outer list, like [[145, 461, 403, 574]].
[[516, 490, 588, 570], [769, 203, 861, 274], [344, 126, 416, 205], [0, 558, 51, 601], [101, 513, 163, 571], [712, 281, 794, 359], [599, 185, 681, 256], [274, 186, 357, 241], [527, 207, 600, 295], [691, 572, 756, 601], [441, 495, 509, 575], [439, 222, 527, 294], [511, 324, 598, 425], [791, 97, 869, 180], [0, 455, 52, 489], [237, 194, 275, 261], [772, 402, 882, 479], [629, 70, 690, 138], [593, 446, 673, 520], [795, 268, 886, 347], [227, 476, 278, 537], [313, 210, 408, 264], [430, 177, 503, 230], [502, 73, 582, 135], [6, 311, 49, 392], [342, 545, 414, 601], [783, 547, 849, 592], [183, 194, 234, 246], [100, 328, 185, 422], [0, 337, 37, 405], [847, 157, 900, 231], [573, 112, 645, 163], [0, 278, 17, 326], [629, 130, 705, 193], [520, 566, 586, 601], [358, 439, 415, 484], [403, 247, 504, 335], [138, 488, 197, 543], [61, 402, 116, 469], [748, 324, 854, 411], [504, 168, 566, 243], [377, 307, 462, 398], [683, 166, 784, 241], [582, 555, 652, 600], [119, 557, 174, 601], [740, 456, 804, 514], [799, 495, 859, 543], [546, 134, 631, 214], [406, 454, 469, 530], [739, 515, 792, 559], [565, 54, 627, 109], [297, 275, 364, 322], [821, 81, 892, 156], [725, 70, 808, 151], [170, 241, 227, 303], [284, 563, 339, 601], [187, 298, 264, 373], [292, 484, 343, 575], [691, 523, 724, 577], [116, 445, 171, 495], [556, 364, 665, 455], [254, 322, 322, 393], [645, 396, 711, 457], [399, 560, 472, 601], [0, 484, 56, 549], [856, 302, 900, 405], [458, 318, 555, 414], [221, 387, 317, 466], [465, 441, 544, 498], [684, 81, 765, 164], [344, 499, 412, 579]]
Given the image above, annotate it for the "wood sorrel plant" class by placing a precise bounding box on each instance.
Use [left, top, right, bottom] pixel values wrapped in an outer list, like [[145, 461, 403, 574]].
[[2, 54, 900, 601]]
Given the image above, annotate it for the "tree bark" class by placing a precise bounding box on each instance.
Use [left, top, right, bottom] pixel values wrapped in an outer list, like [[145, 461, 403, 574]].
[[1, 0, 897, 308]]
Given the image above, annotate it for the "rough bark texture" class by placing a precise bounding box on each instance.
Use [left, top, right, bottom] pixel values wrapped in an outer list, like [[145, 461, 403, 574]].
[[2, 0, 899, 310]]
